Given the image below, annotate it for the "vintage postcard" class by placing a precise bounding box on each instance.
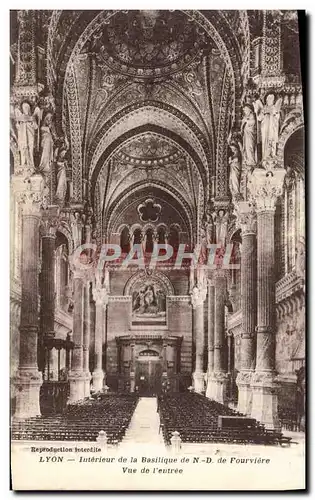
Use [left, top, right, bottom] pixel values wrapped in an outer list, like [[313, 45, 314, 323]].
[[10, 9, 305, 491]]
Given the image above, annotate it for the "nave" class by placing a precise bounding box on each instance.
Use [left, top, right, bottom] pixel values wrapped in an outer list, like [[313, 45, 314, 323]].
[[12, 393, 291, 447], [10, 10, 305, 441]]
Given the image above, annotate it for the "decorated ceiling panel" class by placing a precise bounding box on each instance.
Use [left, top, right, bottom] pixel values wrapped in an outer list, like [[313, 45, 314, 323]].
[[98, 132, 200, 215], [10, 10, 303, 247], [83, 10, 208, 79]]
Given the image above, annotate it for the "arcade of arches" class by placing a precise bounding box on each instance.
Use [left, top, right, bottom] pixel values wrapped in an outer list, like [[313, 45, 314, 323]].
[[10, 10, 305, 431]]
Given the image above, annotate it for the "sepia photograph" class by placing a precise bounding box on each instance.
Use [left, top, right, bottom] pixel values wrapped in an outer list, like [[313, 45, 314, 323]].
[[9, 8, 306, 491]]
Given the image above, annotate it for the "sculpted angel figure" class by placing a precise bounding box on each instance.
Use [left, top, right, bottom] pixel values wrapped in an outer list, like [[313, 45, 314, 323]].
[[254, 93, 283, 161], [241, 103, 257, 166], [213, 209, 229, 248], [38, 112, 55, 180], [55, 138, 69, 204], [228, 141, 242, 200], [203, 211, 214, 247], [14, 101, 41, 169], [70, 211, 82, 248]]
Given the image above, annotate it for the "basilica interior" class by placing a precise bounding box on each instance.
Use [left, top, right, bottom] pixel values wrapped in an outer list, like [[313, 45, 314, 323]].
[[10, 10, 305, 441]]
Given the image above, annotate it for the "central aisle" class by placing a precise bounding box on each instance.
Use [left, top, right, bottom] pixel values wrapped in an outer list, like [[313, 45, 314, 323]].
[[121, 397, 165, 448]]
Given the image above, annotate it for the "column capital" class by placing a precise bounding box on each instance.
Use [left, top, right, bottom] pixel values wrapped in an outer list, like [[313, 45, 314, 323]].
[[248, 168, 286, 212], [234, 201, 257, 235], [207, 277, 215, 287], [12, 174, 45, 216], [41, 205, 60, 237], [190, 285, 207, 309], [92, 286, 109, 307], [213, 268, 229, 280], [68, 251, 95, 282]]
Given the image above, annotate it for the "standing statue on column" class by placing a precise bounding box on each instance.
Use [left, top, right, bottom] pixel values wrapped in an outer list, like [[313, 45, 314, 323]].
[[254, 93, 283, 161], [14, 101, 41, 170], [214, 209, 229, 248], [203, 211, 214, 246], [38, 112, 55, 180], [241, 103, 257, 167], [55, 139, 69, 204], [228, 141, 242, 200], [70, 212, 82, 249]]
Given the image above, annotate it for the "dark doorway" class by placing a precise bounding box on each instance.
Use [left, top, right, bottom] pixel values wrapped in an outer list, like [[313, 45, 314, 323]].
[[135, 358, 162, 396]]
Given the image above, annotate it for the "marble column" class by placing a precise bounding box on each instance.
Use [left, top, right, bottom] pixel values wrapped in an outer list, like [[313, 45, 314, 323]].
[[12, 175, 44, 418], [102, 298, 108, 388], [191, 285, 207, 393], [235, 202, 257, 415], [130, 343, 135, 392], [208, 271, 228, 403], [83, 281, 92, 397], [205, 279, 215, 398], [249, 168, 286, 430], [92, 286, 108, 392], [40, 206, 59, 379], [68, 271, 85, 402]]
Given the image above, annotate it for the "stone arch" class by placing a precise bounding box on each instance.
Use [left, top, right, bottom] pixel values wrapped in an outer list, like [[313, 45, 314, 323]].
[[49, 10, 243, 169], [278, 114, 304, 166], [56, 221, 74, 254], [117, 223, 130, 234], [105, 181, 194, 245], [58, 10, 242, 111], [124, 269, 174, 297], [142, 223, 156, 234], [129, 223, 143, 235], [88, 111, 209, 198], [156, 223, 168, 232]]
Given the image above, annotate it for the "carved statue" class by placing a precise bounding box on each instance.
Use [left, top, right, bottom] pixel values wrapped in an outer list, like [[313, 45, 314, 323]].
[[14, 101, 40, 169], [10, 104, 18, 149], [55, 141, 69, 204], [241, 103, 257, 166], [214, 209, 229, 247], [254, 94, 283, 161], [70, 211, 82, 248], [203, 212, 214, 246], [228, 142, 242, 200], [38, 112, 55, 179], [296, 237, 305, 278], [104, 267, 110, 293]]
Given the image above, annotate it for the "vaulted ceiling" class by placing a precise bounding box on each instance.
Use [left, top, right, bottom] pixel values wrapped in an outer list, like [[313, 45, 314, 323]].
[[41, 10, 250, 241], [10, 10, 302, 243]]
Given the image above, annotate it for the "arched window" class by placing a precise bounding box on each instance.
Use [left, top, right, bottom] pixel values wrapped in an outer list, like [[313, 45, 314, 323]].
[[120, 226, 130, 254], [229, 230, 242, 312], [55, 233, 69, 312], [275, 128, 304, 280], [144, 229, 154, 253], [157, 226, 166, 244], [133, 228, 142, 245], [169, 227, 179, 251]]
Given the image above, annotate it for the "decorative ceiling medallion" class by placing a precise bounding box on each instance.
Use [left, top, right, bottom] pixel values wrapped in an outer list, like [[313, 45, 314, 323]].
[[137, 198, 162, 222], [86, 10, 207, 79], [115, 132, 181, 167]]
